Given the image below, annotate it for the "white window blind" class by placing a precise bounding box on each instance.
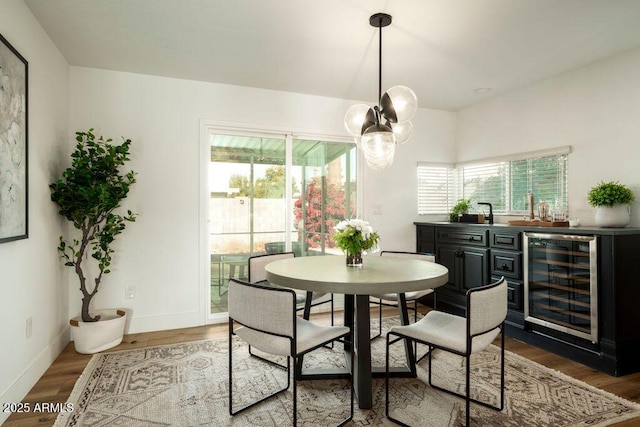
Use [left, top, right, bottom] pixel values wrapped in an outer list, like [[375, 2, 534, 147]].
[[417, 150, 568, 215], [417, 164, 455, 214], [461, 163, 508, 213], [510, 154, 567, 212]]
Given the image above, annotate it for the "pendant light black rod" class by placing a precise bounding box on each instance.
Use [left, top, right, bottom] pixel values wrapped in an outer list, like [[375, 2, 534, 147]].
[[369, 13, 392, 112], [378, 20, 383, 106]]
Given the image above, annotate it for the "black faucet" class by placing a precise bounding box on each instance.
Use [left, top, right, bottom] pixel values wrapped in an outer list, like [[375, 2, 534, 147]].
[[478, 202, 493, 224]]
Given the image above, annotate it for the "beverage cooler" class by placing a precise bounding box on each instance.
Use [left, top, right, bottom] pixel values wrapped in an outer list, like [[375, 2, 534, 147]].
[[523, 233, 598, 343]]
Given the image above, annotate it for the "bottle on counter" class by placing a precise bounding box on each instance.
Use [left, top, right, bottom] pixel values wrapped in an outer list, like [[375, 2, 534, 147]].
[[538, 199, 549, 221], [528, 192, 535, 221]]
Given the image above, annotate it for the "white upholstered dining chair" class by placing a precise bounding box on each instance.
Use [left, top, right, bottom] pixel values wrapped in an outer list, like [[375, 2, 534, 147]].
[[228, 278, 353, 426], [385, 276, 507, 426], [370, 251, 436, 350], [248, 252, 334, 323]]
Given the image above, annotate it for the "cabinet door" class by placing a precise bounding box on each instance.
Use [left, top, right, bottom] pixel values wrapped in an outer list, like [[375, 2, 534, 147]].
[[436, 244, 461, 292], [461, 247, 489, 291], [417, 225, 435, 253]]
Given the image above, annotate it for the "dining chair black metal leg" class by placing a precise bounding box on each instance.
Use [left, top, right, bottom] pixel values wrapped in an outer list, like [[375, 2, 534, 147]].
[[294, 293, 314, 378], [230, 328, 291, 415], [385, 331, 411, 427], [378, 297, 383, 337], [396, 293, 416, 375]]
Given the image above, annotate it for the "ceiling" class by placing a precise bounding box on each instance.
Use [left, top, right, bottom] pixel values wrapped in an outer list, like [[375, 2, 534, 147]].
[[24, 0, 640, 111]]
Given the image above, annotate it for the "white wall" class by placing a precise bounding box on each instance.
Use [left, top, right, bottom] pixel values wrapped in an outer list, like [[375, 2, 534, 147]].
[[456, 47, 640, 227], [69, 67, 456, 334], [364, 108, 456, 250], [0, 0, 69, 423]]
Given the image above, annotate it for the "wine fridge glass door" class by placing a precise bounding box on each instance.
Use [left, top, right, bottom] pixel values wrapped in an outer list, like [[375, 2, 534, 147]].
[[523, 233, 598, 343]]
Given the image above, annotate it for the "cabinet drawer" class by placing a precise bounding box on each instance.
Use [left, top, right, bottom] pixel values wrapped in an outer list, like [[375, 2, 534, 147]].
[[492, 275, 523, 311], [490, 230, 521, 250], [436, 228, 488, 246], [491, 250, 522, 279]]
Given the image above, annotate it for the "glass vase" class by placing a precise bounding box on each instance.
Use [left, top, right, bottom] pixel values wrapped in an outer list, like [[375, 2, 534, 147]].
[[346, 251, 363, 267]]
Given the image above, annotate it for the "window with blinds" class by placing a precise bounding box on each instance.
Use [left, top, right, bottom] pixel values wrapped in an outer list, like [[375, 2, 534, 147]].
[[417, 164, 455, 214], [417, 151, 568, 215], [462, 162, 508, 213], [510, 155, 567, 212]]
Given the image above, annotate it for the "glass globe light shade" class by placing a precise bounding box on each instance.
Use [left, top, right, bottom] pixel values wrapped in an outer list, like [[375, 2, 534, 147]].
[[344, 104, 370, 136], [360, 125, 396, 170], [365, 145, 395, 170], [392, 121, 413, 144], [386, 85, 418, 123], [360, 125, 396, 158]]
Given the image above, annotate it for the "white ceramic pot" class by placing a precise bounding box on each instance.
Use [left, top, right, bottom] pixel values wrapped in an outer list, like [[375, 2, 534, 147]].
[[594, 205, 630, 228], [70, 309, 127, 354]]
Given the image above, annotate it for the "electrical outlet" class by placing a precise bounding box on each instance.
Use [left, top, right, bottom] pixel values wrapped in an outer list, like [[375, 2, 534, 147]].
[[26, 317, 32, 339], [125, 285, 136, 299]]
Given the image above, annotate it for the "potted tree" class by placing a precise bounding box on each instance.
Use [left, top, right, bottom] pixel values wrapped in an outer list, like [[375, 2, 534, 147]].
[[588, 181, 634, 227], [50, 129, 137, 353]]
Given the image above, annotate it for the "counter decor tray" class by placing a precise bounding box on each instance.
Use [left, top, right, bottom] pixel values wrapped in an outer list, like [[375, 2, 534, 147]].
[[508, 220, 569, 227]]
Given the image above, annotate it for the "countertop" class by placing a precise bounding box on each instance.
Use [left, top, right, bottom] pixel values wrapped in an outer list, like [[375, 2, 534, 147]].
[[414, 221, 640, 235]]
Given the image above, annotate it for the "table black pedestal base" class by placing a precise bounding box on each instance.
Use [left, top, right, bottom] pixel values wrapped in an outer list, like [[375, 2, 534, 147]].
[[295, 294, 418, 409]]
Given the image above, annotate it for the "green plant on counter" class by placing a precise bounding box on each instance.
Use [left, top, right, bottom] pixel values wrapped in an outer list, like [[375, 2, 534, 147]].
[[587, 181, 634, 207], [449, 198, 471, 222]]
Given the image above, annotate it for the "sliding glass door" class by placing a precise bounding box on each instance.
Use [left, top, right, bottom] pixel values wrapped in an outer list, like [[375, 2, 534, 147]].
[[293, 138, 357, 255], [207, 131, 356, 316]]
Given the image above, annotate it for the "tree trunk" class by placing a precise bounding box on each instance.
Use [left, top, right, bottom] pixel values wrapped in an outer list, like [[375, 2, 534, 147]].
[[81, 294, 101, 322]]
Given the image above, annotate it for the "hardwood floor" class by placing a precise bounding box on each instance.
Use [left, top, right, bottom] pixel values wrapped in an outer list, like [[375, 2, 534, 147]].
[[5, 308, 640, 426]]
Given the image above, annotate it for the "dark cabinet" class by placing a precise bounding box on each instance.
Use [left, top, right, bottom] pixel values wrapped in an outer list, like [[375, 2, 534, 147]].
[[430, 227, 490, 312], [490, 230, 521, 250], [436, 227, 487, 246], [437, 244, 489, 292], [490, 249, 521, 279], [417, 225, 435, 254], [416, 221, 640, 377], [418, 224, 523, 323], [492, 275, 523, 311], [489, 230, 523, 328]]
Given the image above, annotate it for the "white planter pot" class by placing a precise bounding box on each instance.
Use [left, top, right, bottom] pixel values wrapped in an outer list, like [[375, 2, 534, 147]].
[[594, 205, 631, 228], [70, 309, 127, 354]]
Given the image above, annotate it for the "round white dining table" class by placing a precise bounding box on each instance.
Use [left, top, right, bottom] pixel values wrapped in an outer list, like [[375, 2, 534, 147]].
[[265, 254, 449, 409]]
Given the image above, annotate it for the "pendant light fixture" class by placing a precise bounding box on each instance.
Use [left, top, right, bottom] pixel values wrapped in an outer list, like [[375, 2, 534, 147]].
[[344, 13, 418, 170]]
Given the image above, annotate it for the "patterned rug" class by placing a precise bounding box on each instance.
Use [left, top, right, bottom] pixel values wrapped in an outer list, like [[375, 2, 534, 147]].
[[54, 318, 640, 426]]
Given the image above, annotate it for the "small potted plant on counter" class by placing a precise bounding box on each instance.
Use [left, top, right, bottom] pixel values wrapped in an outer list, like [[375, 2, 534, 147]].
[[50, 128, 137, 353], [449, 198, 471, 222], [588, 181, 634, 227]]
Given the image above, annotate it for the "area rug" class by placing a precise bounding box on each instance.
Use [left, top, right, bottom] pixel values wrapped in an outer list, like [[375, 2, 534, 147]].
[[54, 318, 640, 426]]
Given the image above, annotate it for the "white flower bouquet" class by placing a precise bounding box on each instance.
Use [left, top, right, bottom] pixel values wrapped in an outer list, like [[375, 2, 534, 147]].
[[333, 218, 380, 255]]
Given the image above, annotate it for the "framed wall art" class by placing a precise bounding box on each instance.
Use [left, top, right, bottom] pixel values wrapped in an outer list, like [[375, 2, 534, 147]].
[[0, 33, 28, 243]]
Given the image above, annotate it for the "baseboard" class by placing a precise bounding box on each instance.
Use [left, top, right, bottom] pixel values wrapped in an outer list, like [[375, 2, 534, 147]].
[[0, 328, 69, 425], [126, 297, 347, 334], [125, 310, 205, 334]]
